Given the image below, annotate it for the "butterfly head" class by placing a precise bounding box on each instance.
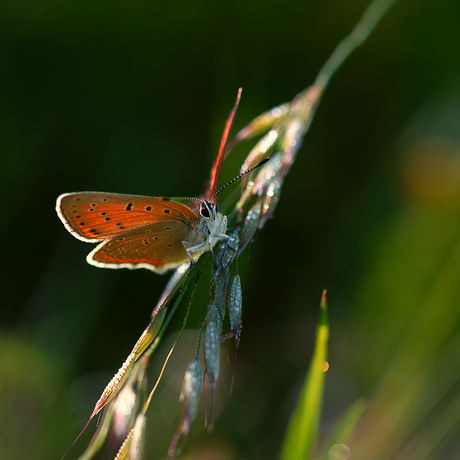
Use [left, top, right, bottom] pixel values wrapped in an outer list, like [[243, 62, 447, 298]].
[[199, 200, 218, 220], [186, 198, 227, 258]]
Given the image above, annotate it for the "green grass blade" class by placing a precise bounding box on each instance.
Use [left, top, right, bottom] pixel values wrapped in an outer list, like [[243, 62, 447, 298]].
[[280, 290, 329, 460]]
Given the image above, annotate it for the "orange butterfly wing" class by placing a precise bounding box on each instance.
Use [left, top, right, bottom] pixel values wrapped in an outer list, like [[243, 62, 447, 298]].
[[56, 192, 199, 243], [88, 220, 196, 272]]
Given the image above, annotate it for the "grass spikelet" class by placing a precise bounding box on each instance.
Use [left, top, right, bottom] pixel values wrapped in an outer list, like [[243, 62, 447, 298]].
[[114, 414, 146, 460], [228, 102, 291, 154], [228, 274, 243, 348], [204, 303, 223, 430], [90, 307, 167, 418], [79, 356, 149, 460], [204, 304, 222, 391], [168, 359, 203, 459], [238, 201, 262, 255]]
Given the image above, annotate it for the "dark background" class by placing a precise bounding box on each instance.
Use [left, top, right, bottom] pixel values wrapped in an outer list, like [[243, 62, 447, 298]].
[[2, 0, 460, 459]]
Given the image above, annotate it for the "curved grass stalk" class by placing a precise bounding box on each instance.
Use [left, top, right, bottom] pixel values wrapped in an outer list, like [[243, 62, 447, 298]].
[[65, 1, 400, 458]]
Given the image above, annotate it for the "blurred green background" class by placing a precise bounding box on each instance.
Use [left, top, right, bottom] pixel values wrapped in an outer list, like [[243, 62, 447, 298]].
[[1, 0, 460, 459]]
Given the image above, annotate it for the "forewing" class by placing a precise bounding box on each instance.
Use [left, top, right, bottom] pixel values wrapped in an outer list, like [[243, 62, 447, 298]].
[[56, 192, 198, 242], [87, 220, 194, 272]]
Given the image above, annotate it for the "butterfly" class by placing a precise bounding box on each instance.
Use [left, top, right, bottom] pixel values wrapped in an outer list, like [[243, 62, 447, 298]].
[[56, 89, 242, 273]]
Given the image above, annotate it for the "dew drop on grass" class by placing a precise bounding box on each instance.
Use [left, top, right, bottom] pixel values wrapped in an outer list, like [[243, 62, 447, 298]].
[[328, 444, 350, 460]]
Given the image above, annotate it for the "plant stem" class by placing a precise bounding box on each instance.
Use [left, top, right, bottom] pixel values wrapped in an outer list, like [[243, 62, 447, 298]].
[[315, 0, 398, 88]]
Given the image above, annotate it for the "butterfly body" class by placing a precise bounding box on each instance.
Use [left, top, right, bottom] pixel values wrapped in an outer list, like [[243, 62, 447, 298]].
[[56, 192, 227, 273]]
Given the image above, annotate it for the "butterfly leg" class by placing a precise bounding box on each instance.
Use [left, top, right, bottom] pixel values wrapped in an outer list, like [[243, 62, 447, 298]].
[[182, 242, 203, 280], [183, 245, 198, 265], [183, 241, 207, 265]]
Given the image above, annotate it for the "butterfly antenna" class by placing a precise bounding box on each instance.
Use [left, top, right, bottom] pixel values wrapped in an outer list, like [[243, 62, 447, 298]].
[[167, 196, 200, 202], [211, 158, 270, 201]]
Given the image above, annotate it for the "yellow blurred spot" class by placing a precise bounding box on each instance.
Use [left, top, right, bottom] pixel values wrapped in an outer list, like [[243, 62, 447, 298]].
[[184, 441, 233, 460], [401, 136, 460, 208], [322, 360, 330, 372], [328, 443, 350, 460]]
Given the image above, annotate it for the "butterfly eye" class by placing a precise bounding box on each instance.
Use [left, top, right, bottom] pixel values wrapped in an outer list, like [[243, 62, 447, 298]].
[[200, 204, 210, 218]]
